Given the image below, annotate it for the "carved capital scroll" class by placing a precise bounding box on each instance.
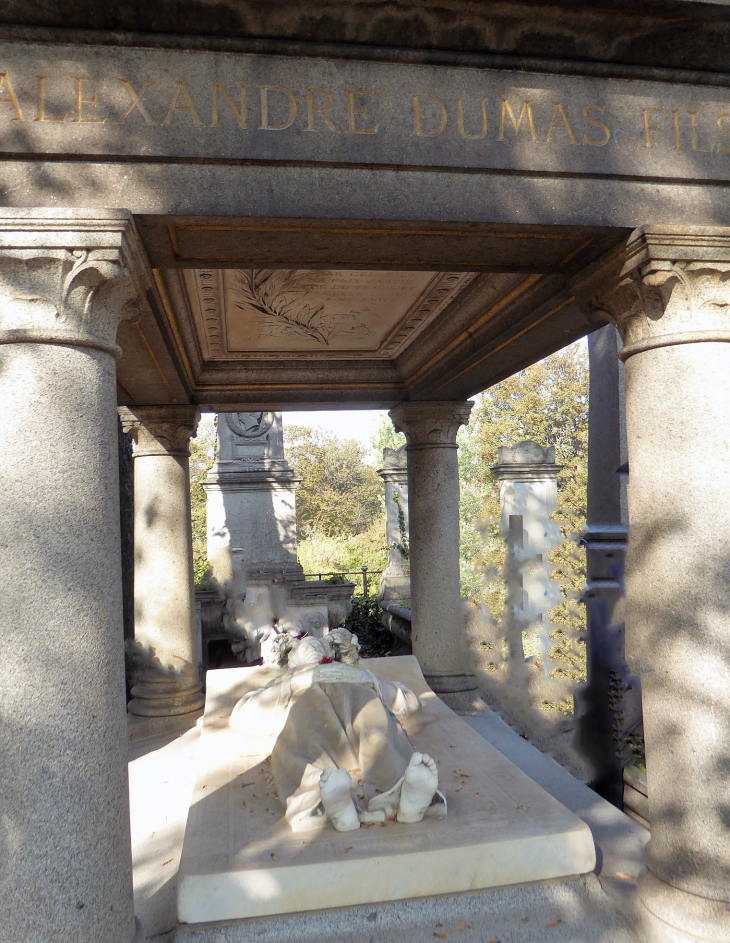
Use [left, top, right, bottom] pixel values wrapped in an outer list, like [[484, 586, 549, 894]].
[[577, 228, 730, 361], [118, 405, 201, 457], [0, 211, 151, 358], [0, 248, 139, 358], [389, 401, 473, 449]]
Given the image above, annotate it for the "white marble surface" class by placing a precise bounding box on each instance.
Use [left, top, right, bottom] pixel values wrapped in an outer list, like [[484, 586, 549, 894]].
[[177, 657, 595, 924]]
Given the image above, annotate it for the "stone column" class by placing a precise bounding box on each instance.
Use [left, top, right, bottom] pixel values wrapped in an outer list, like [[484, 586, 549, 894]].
[[0, 213, 142, 943], [585, 230, 730, 943], [119, 406, 204, 717], [390, 401, 476, 704], [576, 324, 632, 808], [377, 444, 411, 602]]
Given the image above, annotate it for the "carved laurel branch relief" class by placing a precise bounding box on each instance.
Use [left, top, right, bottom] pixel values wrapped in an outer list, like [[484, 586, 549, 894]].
[[232, 269, 372, 347], [0, 248, 137, 353]]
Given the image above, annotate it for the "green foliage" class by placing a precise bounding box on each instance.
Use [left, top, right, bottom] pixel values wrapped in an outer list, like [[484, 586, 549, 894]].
[[370, 415, 406, 457], [285, 425, 383, 538], [344, 595, 395, 658], [459, 342, 588, 690], [193, 557, 210, 587], [189, 417, 217, 585], [297, 520, 388, 576]]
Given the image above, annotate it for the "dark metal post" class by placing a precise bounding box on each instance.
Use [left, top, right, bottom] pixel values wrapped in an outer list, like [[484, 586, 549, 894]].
[[575, 324, 631, 807]]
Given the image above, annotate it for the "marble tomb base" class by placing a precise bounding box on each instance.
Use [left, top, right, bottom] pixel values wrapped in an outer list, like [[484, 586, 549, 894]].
[[177, 657, 595, 924]]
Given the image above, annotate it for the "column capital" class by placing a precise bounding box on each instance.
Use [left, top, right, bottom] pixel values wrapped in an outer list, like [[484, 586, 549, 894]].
[[389, 401, 472, 449], [0, 211, 150, 358], [118, 405, 201, 457], [574, 227, 730, 362]]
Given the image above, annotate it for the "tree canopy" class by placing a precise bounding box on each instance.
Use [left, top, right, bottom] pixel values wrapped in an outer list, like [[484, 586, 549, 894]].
[[284, 425, 383, 538]]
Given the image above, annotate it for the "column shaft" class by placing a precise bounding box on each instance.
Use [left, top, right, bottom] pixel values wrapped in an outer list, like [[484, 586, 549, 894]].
[[390, 402, 476, 701], [582, 233, 730, 942], [0, 220, 142, 943], [121, 407, 203, 717]]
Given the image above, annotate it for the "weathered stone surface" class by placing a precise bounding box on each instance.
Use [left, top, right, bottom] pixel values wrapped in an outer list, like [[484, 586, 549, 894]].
[[120, 405, 205, 718], [204, 412, 303, 583], [584, 228, 730, 942], [390, 401, 475, 697], [2, 0, 730, 75], [378, 445, 410, 602], [3, 41, 730, 183], [0, 214, 142, 943]]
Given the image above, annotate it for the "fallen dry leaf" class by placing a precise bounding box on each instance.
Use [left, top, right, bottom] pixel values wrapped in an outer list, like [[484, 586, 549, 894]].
[[241, 782, 255, 788], [614, 872, 636, 881], [488, 938, 502, 943], [241, 802, 246, 809], [161, 859, 173, 867], [434, 933, 448, 939], [456, 925, 471, 931], [455, 770, 471, 778], [271, 854, 279, 861], [343, 847, 353, 853], [547, 920, 562, 929]]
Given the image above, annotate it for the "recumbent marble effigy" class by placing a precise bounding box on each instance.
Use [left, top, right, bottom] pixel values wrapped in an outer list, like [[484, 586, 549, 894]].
[[229, 629, 446, 832]]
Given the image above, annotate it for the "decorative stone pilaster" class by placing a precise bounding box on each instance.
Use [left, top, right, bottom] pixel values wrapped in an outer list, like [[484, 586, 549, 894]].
[[377, 445, 411, 603], [580, 229, 730, 943], [119, 405, 204, 718], [0, 211, 145, 943], [390, 401, 476, 704]]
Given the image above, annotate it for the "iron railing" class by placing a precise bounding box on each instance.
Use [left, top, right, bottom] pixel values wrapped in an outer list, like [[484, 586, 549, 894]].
[[302, 565, 382, 598]]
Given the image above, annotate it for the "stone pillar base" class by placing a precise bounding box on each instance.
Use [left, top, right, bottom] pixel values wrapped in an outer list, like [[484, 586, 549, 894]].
[[426, 670, 480, 695], [128, 678, 205, 717], [636, 869, 730, 943]]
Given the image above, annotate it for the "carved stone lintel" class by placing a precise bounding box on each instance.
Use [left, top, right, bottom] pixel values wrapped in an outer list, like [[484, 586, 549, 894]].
[[0, 213, 148, 358], [577, 229, 730, 362], [119, 405, 201, 457], [389, 401, 473, 449]]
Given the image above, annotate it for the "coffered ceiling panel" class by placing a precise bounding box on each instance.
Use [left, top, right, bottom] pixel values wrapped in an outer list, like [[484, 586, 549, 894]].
[[182, 268, 477, 360]]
